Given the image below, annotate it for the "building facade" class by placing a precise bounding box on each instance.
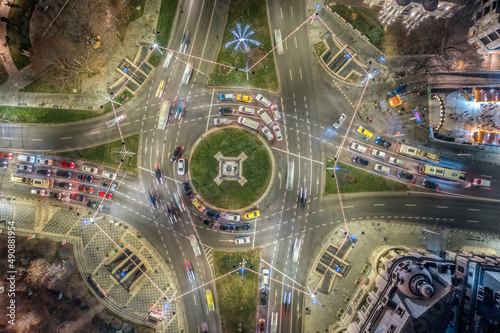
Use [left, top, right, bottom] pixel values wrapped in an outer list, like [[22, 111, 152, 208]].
[[468, 0, 500, 54]]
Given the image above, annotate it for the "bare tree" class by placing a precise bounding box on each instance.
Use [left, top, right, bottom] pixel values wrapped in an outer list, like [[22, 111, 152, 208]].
[[15, 312, 41, 332]]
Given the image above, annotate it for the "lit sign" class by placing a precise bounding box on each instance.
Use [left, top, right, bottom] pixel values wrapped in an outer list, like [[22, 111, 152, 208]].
[[413, 109, 424, 124]]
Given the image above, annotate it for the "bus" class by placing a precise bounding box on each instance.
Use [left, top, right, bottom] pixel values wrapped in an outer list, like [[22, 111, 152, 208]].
[[11, 175, 53, 188], [206, 289, 215, 311], [157, 101, 171, 130], [274, 29, 284, 55], [396, 143, 440, 163], [105, 113, 127, 128], [418, 163, 466, 182]]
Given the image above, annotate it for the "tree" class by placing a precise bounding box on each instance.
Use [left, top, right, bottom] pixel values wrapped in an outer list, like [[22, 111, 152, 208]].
[[38, 239, 57, 258], [15, 312, 41, 332]]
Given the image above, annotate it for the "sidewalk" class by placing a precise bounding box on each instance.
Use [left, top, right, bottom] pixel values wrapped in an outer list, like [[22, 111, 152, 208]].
[[59, 303, 106, 333]]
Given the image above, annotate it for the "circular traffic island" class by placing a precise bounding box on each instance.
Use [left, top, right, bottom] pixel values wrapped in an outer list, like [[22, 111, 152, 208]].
[[190, 128, 272, 210]]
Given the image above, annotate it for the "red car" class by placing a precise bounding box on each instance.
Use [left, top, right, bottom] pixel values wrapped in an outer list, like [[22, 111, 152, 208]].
[[78, 185, 94, 194], [0, 152, 13, 159], [70, 194, 86, 202], [98, 190, 113, 199], [259, 318, 265, 332], [60, 161, 75, 168]]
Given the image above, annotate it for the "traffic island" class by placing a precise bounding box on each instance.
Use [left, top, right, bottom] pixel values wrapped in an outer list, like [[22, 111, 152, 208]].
[[190, 128, 272, 210]]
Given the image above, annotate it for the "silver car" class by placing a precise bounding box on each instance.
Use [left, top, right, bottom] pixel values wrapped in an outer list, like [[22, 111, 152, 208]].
[[261, 126, 274, 141]]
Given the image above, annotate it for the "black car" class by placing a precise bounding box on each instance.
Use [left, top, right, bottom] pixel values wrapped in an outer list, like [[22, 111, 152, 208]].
[[77, 174, 93, 183], [48, 192, 62, 200], [352, 156, 369, 166], [35, 168, 51, 176], [149, 189, 158, 208], [154, 163, 163, 184], [375, 136, 392, 148], [260, 289, 269, 306], [422, 179, 438, 189], [234, 223, 250, 231], [398, 171, 415, 182], [87, 201, 103, 211], [56, 170, 71, 179], [170, 146, 182, 162], [58, 182, 72, 190], [182, 181, 193, 197], [218, 107, 234, 115], [299, 187, 307, 206], [205, 209, 221, 220], [218, 223, 234, 232], [0, 159, 8, 169], [202, 218, 212, 226]]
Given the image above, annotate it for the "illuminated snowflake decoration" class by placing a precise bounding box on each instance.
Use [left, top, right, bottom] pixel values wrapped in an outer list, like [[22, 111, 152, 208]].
[[224, 24, 261, 52]]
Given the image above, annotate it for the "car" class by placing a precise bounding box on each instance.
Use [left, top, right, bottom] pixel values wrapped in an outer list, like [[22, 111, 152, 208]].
[[56, 170, 71, 179], [36, 158, 53, 166], [78, 185, 94, 194], [388, 157, 404, 167], [219, 224, 234, 232], [260, 289, 269, 306], [214, 118, 230, 126], [48, 192, 62, 200], [18, 155, 36, 163], [422, 179, 438, 189], [218, 107, 234, 114], [205, 289, 215, 311], [192, 198, 205, 211], [205, 209, 221, 220], [237, 94, 252, 103], [375, 136, 392, 148], [226, 213, 240, 222], [200, 322, 208, 333], [60, 161, 75, 168], [149, 189, 158, 208], [273, 125, 283, 141], [163, 50, 174, 68], [175, 102, 185, 119], [182, 181, 193, 197], [238, 106, 255, 115], [257, 108, 272, 124], [16, 164, 33, 172], [235, 236, 250, 244], [70, 194, 86, 202], [299, 187, 307, 206], [261, 126, 274, 141], [0, 159, 8, 168], [398, 170, 415, 182], [357, 126, 373, 140], [87, 201, 104, 211], [256, 93, 272, 107], [259, 318, 266, 332], [181, 62, 193, 85], [245, 210, 260, 219], [0, 152, 13, 159], [98, 190, 113, 199], [58, 182, 72, 190], [271, 104, 281, 120], [31, 188, 46, 196], [35, 168, 51, 176], [82, 165, 98, 174], [156, 80, 166, 98], [180, 31, 190, 53], [351, 142, 367, 154], [202, 218, 212, 226], [77, 174, 93, 182], [170, 146, 182, 162], [473, 178, 491, 187], [184, 259, 195, 281], [102, 170, 117, 180], [235, 223, 250, 231], [100, 180, 117, 191], [352, 156, 369, 166], [178, 159, 186, 175], [374, 164, 390, 174], [219, 93, 234, 101], [154, 163, 163, 184], [371, 149, 386, 159], [333, 113, 346, 129]]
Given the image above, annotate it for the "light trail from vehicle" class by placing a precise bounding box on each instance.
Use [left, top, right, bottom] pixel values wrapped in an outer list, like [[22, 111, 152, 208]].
[[245, 267, 311, 297], [158, 45, 234, 71]]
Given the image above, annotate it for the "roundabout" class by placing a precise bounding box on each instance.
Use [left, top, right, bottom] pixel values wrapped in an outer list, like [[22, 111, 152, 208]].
[[190, 127, 273, 210]]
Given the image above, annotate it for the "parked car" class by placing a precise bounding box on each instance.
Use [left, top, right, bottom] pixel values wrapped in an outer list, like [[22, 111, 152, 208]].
[[256, 93, 272, 107], [226, 213, 240, 222], [0, 152, 13, 159], [78, 185, 94, 194], [218, 107, 234, 114], [422, 179, 438, 189], [70, 194, 86, 202], [205, 210, 221, 220], [87, 201, 103, 211], [77, 174, 93, 182], [60, 161, 75, 168], [35, 168, 51, 176], [17, 164, 33, 172], [214, 118, 230, 126], [261, 126, 274, 141], [48, 192, 62, 200], [398, 170, 415, 182], [375, 136, 392, 148], [178, 159, 186, 175], [82, 165, 98, 174], [182, 182, 193, 197], [56, 170, 71, 179], [36, 158, 53, 166], [192, 198, 205, 211], [271, 104, 281, 120], [58, 182, 72, 190], [245, 210, 260, 219], [237, 94, 252, 103], [100, 180, 117, 191], [352, 156, 369, 166], [98, 190, 113, 199], [219, 93, 234, 101], [273, 125, 283, 141], [31, 188, 46, 196], [371, 149, 386, 159], [374, 164, 390, 174], [18, 155, 36, 163], [388, 157, 404, 167]]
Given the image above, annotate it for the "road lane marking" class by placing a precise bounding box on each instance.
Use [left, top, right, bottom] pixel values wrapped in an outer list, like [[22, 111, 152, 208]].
[[289, 69, 293, 81], [89, 130, 100, 135], [436, 206, 448, 208], [480, 175, 492, 178], [467, 208, 479, 211], [61, 137, 71, 140], [405, 204, 416, 206], [343, 206, 353, 208], [467, 220, 479, 223], [373, 204, 385, 207], [32, 139, 42, 141]]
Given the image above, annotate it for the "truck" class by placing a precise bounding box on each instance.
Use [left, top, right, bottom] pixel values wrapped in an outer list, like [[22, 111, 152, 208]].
[[11, 175, 54, 188]]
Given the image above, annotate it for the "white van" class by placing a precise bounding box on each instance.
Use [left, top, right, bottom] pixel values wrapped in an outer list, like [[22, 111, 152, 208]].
[[374, 164, 390, 174], [351, 142, 367, 154], [102, 170, 117, 180], [238, 117, 259, 130], [257, 109, 272, 124], [238, 106, 255, 115], [256, 94, 272, 107]]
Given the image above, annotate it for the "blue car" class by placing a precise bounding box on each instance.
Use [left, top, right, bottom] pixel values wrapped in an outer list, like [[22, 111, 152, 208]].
[[219, 93, 234, 101], [175, 102, 185, 120], [205, 209, 221, 220]]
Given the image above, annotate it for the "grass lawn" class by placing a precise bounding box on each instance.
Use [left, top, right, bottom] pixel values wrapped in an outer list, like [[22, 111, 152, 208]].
[[116, 0, 148, 42], [22, 72, 78, 94], [0, 106, 106, 124], [53, 134, 139, 175], [330, 4, 385, 47], [209, 0, 279, 91], [7, 0, 36, 70], [213, 250, 260, 333], [156, 0, 179, 47], [313, 41, 327, 57], [147, 51, 162, 67], [325, 159, 407, 194], [190, 128, 271, 209], [103, 90, 134, 113]]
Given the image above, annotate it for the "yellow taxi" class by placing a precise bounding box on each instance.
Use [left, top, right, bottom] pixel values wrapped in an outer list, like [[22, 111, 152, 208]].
[[237, 94, 252, 103], [357, 126, 373, 140], [156, 80, 166, 98], [206, 289, 215, 311], [244, 210, 260, 219], [192, 199, 205, 211]]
